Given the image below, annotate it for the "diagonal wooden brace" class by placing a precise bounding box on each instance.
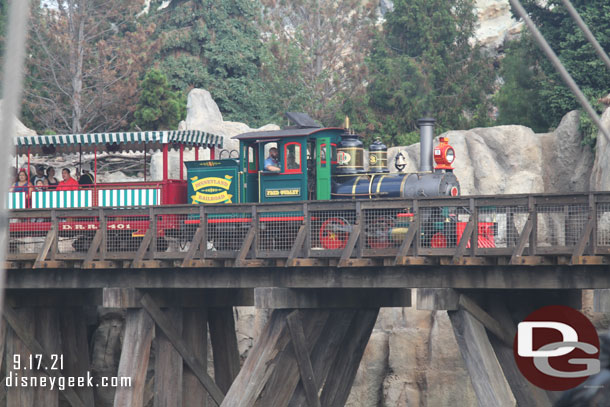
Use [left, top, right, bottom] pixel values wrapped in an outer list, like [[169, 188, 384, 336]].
[[509, 217, 533, 265], [140, 294, 225, 406], [33, 227, 57, 269]]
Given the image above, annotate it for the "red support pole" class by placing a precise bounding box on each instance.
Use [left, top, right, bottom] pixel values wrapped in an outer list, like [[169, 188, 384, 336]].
[[163, 144, 169, 182], [210, 145, 215, 160], [94, 146, 98, 184], [162, 143, 168, 204], [179, 144, 184, 180], [195, 146, 199, 161]]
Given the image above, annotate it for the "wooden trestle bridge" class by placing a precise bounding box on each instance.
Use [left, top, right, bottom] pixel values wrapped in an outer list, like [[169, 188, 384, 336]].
[[3, 192, 610, 407]]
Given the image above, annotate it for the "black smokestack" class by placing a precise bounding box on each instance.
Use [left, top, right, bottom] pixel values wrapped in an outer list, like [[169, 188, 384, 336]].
[[417, 118, 435, 172]]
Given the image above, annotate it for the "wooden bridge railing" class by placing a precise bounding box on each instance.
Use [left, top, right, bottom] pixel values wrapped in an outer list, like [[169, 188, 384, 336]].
[[5, 192, 610, 268]]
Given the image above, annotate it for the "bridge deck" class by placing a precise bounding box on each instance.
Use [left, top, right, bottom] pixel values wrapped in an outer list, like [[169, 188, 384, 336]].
[[5, 192, 610, 289]]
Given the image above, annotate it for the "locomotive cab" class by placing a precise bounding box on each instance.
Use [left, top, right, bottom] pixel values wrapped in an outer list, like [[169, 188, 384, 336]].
[[232, 113, 343, 203]]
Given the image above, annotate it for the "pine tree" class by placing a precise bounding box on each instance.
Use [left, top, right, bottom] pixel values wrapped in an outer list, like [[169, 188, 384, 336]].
[[498, 0, 610, 142], [133, 68, 185, 130], [148, 0, 271, 126], [350, 0, 495, 146], [260, 0, 376, 125]]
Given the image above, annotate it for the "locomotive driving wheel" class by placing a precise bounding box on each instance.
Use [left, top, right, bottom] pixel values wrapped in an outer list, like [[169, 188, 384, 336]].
[[367, 217, 394, 249], [319, 217, 349, 250]]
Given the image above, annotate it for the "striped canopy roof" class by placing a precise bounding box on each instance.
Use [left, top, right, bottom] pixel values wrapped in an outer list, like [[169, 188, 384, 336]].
[[15, 130, 223, 155]]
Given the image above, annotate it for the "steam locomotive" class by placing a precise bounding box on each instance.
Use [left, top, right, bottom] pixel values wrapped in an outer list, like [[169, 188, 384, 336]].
[[186, 113, 474, 250]]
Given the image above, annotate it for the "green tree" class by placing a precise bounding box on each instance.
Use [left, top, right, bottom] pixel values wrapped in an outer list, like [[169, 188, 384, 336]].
[[501, 0, 610, 142], [494, 35, 551, 132], [133, 68, 185, 130], [260, 0, 376, 125], [148, 0, 271, 126], [348, 0, 495, 146]]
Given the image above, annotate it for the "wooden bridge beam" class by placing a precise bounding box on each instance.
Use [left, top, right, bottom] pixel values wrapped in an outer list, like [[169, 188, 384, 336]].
[[254, 288, 411, 309], [318, 308, 379, 407], [183, 308, 209, 407], [448, 308, 516, 407], [154, 308, 183, 407], [113, 309, 154, 407], [208, 307, 240, 395], [4, 307, 86, 407]]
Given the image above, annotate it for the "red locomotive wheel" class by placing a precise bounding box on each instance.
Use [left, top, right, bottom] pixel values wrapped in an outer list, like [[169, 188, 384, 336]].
[[367, 217, 393, 249], [319, 217, 349, 250], [430, 232, 447, 248]]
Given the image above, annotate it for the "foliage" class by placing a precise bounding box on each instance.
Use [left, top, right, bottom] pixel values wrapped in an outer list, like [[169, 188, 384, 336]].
[[494, 35, 551, 133], [148, 0, 272, 126], [260, 0, 377, 125], [504, 0, 610, 142], [133, 68, 185, 130], [22, 0, 156, 134], [345, 0, 495, 146]]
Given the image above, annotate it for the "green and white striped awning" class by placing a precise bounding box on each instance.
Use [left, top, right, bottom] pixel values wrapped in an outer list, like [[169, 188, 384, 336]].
[[15, 130, 224, 155]]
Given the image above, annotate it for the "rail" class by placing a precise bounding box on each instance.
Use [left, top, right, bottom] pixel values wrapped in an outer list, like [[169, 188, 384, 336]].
[[5, 192, 610, 268]]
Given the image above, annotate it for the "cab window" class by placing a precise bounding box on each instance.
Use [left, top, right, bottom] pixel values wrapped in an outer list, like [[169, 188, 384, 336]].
[[263, 142, 280, 171], [320, 143, 337, 165], [284, 142, 302, 173]]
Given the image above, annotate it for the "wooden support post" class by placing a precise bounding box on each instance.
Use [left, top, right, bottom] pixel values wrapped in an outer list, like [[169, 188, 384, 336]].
[[140, 295, 224, 406], [288, 310, 357, 407], [154, 308, 183, 407], [34, 309, 60, 407], [208, 307, 240, 395], [60, 308, 95, 407], [286, 311, 321, 407], [183, 308, 209, 407], [319, 308, 379, 407], [529, 196, 537, 256], [113, 309, 154, 407], [4, 307, 85, 407], [50, 210, 58, 259], [6, 308, 35, 407], [448, 308, 516, 407]]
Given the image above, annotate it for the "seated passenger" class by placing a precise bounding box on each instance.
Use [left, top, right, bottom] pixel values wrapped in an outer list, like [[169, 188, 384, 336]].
[[78, 163, 94, 186], [46, 167, 59, 189], [264, 147, 280, 172], [57, 168, 78, 190], [11, 169, 32, 198], [32, 165, 47, 186]]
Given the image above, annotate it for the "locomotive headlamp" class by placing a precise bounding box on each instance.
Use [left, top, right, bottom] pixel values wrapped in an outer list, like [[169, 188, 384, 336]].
[[445, 148, 455, 163], [433, 137, 455, 170]]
